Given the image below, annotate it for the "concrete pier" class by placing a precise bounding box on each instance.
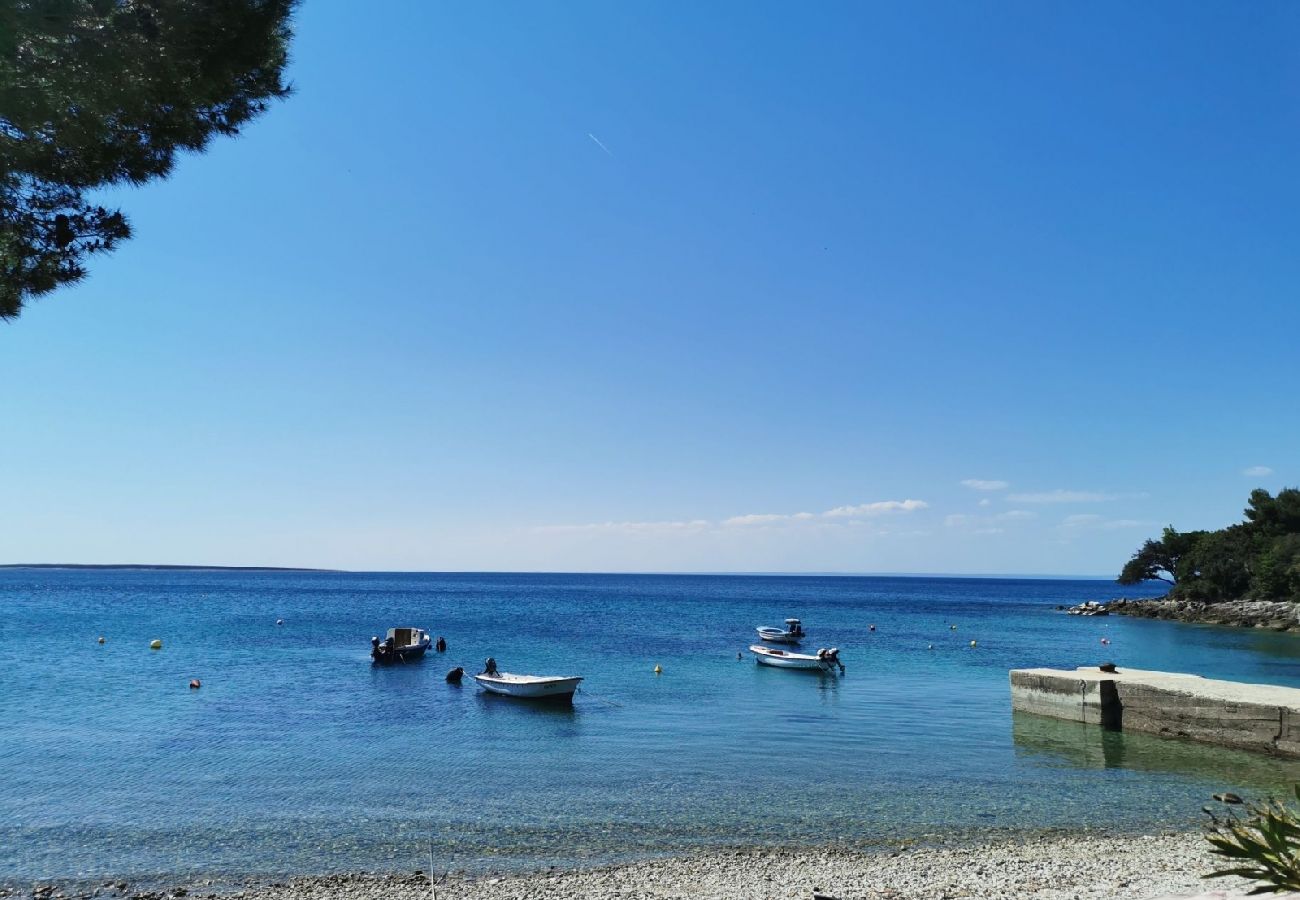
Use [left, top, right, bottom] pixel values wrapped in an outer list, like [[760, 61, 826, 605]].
[[1010, 666, 1300, 757]]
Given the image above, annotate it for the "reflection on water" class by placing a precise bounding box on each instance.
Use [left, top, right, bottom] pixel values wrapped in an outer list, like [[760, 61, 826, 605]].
[[1011, 710, 1300, 788], [475, 690, 580, 719]]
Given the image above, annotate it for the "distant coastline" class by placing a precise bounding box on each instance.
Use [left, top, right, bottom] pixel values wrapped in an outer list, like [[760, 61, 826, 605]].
[[0, 563, 339, 572], [0, 566, 1123, 579]]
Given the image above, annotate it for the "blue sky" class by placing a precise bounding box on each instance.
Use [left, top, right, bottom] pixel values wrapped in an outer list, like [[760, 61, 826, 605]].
[[3, 1, 1297, 573]]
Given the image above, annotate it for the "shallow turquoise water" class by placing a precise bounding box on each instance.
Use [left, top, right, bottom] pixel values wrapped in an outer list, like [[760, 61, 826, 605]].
[[3, 570, 1299, 880]]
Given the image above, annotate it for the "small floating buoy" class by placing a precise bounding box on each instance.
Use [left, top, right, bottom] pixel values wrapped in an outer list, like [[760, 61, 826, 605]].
[[445, 667, 464, 684], [149, 639, 163, 650], [654, 664, 662, 675], [1100, 637, 1110, 645], [435, 636, 447, 653], [275, 618, 283, 626], [928, 644, 934, 650], [189, 679, 201, 689], [869, 624, 876, 632], [737, 652, 742, 660], [950, 624, 957, 631], [969, 640, 977, 648], [97, 636, 105, 644]]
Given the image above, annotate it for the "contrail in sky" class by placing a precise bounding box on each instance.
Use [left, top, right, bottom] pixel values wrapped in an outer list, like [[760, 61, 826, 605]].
[[587, 133, 613, 156]]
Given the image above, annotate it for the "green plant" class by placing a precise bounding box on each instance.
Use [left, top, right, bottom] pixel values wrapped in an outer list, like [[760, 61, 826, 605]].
[[1205, 786, 1300, 894]]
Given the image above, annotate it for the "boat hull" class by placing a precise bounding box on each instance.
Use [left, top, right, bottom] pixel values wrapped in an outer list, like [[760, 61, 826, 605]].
[[372, 635, 431, 665], [756, 628, 801, 644], [749, 645, 838, 672], [473, 673, 583, 700]]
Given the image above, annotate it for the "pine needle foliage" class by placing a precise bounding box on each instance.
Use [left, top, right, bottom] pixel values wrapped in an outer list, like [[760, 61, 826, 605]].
[[0, 0, 296, 319]]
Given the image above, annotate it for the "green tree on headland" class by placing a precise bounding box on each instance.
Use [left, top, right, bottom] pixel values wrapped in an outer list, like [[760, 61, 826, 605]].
[[1118, 488, 1300, 602], [0, 0, 296, 319], [1118, 526, 1207, 586]]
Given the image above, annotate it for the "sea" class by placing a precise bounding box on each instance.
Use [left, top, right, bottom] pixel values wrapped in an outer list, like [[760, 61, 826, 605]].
[[4, 569, 1300, 882]]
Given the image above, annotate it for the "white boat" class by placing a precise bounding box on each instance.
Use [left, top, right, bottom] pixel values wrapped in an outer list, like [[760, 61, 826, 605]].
[[756, 618, 805, 643], [749, 644, 844, 673], [472, 659, 583, 700]]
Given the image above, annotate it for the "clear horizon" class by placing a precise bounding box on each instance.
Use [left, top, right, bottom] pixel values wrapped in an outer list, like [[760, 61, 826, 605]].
[[0, 562, 1148, 580], [3, 1, 1296, 574]]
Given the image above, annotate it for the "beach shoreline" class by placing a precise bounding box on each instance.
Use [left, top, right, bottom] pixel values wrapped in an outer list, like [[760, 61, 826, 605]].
[[1, 830, 1243, 900]]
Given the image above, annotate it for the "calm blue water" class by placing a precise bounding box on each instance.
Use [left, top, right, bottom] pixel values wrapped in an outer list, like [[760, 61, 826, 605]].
[[4, 570, 1300, 881]]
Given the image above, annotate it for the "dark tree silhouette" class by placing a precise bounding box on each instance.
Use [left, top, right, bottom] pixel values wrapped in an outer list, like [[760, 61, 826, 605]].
[[1, 0, 296, 318]]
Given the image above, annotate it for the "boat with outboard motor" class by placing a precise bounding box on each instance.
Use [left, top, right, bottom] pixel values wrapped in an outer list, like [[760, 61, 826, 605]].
[[749, 644, 844, 673], [756, 618, 805, 643], [370, 627, 432, 665], [472, 657, 583, 700]]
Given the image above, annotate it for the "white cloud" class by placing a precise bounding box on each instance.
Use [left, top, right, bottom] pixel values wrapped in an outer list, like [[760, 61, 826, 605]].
[[978, 498, 991, 507], [961, 479, 1009, 491], [1008, 489, 1127, 504], [1060, 514, 1145, 531], [535, 520, 710, 535], [1062, 514, 1103, 526], [823, 499, 928, 517], [946, 509, 1036, 531], [1243, 465, 1274, 477], [547, 499, 929, 534], [723, 513, 792, 527]]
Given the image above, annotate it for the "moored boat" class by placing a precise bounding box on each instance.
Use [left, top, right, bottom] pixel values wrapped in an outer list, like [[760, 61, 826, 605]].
[[370, 627, 432, 665], [756, 618, 805, 643], [749, 644, 844, 673], [472, 658, 583, 700]]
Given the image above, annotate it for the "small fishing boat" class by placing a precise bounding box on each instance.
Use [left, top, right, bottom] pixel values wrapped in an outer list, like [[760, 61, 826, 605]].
[[472, 658, 583, 700], [370, 627, 432, 665], [749, 644, 844, 673], [756, 618, 805, 643]]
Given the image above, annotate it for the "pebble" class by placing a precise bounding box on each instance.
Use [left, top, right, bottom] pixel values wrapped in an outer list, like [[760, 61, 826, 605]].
[[3, 833, 1265, 900]]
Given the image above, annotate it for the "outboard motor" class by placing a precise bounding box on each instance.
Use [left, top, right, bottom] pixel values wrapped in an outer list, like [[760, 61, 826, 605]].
[[446, 666, 464, 684], [435, 636, 447, 653], [370, 635, 381, 662], [482, 657, 498, 676], [829, 647, 844, 673]]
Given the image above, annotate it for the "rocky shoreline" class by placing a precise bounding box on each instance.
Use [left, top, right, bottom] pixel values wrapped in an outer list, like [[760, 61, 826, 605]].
[[0, 832, 1250, 900], [1066, 597, 1300, 632]]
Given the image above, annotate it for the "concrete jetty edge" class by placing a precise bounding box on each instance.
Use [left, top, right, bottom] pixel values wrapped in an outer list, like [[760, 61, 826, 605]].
[[1010, 666, 1300, 757]]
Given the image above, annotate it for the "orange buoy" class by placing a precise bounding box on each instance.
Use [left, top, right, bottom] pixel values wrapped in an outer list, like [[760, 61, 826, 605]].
[[189, 679, 201, 689]]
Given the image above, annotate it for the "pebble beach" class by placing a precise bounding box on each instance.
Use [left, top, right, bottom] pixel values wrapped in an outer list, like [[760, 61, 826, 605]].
[[3, 832, 1252, 900]]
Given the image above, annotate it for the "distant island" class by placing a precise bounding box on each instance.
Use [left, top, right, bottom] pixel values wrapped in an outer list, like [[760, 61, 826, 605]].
[[1085, 488, 1300, 629], [0, 564, 340, 572]]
